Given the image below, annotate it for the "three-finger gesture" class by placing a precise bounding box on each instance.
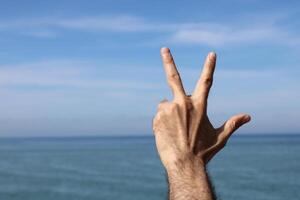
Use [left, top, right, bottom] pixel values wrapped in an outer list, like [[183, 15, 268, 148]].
[[153, 47, 251, 169]]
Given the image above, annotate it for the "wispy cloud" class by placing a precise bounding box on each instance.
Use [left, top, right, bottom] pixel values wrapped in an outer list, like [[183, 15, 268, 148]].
[[0, 60, 160, 90], [0, 58, 299, 136], [57, 15, 154, 32], [2, 59, 299, 94], [0, 14, 299, 46], [0, 15, 155, 33], [170, 27, 288, 46]]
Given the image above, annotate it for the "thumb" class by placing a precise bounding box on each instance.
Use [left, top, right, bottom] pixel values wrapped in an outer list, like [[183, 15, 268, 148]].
[[217, 114, 251, 140]]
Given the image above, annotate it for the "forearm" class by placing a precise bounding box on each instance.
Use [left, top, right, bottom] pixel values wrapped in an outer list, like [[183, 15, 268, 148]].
[[166, 158, 215, 200]]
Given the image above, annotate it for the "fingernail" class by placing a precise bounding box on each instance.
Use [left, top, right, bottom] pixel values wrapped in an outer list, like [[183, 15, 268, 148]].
[[244, 115, 251, 122], [209, 52, 216, 59], [161, 47, 170, 54]]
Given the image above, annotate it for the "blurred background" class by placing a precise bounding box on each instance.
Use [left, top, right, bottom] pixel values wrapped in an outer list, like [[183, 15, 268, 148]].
[[0, 0, 299, 199]]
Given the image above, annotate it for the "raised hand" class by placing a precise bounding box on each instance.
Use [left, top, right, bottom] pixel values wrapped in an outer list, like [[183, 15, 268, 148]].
[[152, 47, 251, 200]]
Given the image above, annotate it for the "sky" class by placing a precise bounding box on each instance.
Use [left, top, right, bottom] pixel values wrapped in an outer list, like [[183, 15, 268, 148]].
[[0, 0, 299, 137]]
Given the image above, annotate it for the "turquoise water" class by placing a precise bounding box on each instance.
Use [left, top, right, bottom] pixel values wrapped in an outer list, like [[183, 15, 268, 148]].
[[0, 135, 299, 200]]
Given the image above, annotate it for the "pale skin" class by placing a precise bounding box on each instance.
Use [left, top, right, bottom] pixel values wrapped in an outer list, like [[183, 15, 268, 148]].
[[153, 47, 251, 200]]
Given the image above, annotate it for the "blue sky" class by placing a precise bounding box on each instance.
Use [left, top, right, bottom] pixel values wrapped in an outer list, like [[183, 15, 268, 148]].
[[0, 0, 299, 137]]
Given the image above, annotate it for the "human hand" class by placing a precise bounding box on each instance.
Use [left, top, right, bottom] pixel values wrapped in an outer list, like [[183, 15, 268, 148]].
[[153, 47, 251, 171]]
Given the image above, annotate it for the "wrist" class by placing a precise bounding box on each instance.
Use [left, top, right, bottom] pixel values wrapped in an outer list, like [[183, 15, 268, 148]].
[[165, 155, 206, 181], [165, 155, 213, 198]]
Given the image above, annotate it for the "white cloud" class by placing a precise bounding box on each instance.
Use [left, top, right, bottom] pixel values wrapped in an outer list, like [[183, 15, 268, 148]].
[[0, 59, 299, 136], [57, 15, 153, 32], [0, 60, 160, 90], [1, 59, 299, 92], [0, 15, 155, 33], [170, 27, 286, 46], [0, 14, 299, 46]]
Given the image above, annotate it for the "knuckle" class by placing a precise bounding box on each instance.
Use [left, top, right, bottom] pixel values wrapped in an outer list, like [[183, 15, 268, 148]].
[[229, 120, 236, 131], [220, 141, 227, 148], [162, 102, 179, 115], [160, 102, 171, 111], [193, 100, 206, 110], [169, 73, 180, 82], [157, 100, 169, 110], [153, 112, 162, 122], [202, 77, 213, 87], [157, 103, 164, 110], [169, 102, 179, 110], [169, 102, 177, 108], [174, 97, 186, 106], [216, 139, 227, 149]]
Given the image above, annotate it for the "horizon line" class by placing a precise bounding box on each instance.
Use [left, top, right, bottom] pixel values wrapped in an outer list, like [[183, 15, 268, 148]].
[[0, 132, 300, 140]]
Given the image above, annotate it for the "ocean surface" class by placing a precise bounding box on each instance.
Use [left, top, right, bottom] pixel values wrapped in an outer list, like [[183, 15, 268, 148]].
[[0, 134, 299, 200]]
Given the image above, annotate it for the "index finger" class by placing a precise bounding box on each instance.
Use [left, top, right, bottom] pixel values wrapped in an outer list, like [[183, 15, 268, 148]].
[[160, 47, 186, 100]]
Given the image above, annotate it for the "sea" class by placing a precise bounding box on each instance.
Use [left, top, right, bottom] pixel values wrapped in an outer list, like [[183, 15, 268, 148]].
[[0, 134, 299, 200]]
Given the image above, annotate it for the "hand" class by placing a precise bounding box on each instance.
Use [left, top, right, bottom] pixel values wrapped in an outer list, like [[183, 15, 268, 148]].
[[153, 47, 251, 171]]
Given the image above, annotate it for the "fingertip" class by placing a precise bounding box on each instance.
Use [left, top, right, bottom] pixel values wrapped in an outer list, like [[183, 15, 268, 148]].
[[237, 114, 251, 126], [233, 114, 251, 127], [208, 52, 216, 60], [161, 47, 170, 54], [244, 114, 251, 123], [161, 47, 174, 64]]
